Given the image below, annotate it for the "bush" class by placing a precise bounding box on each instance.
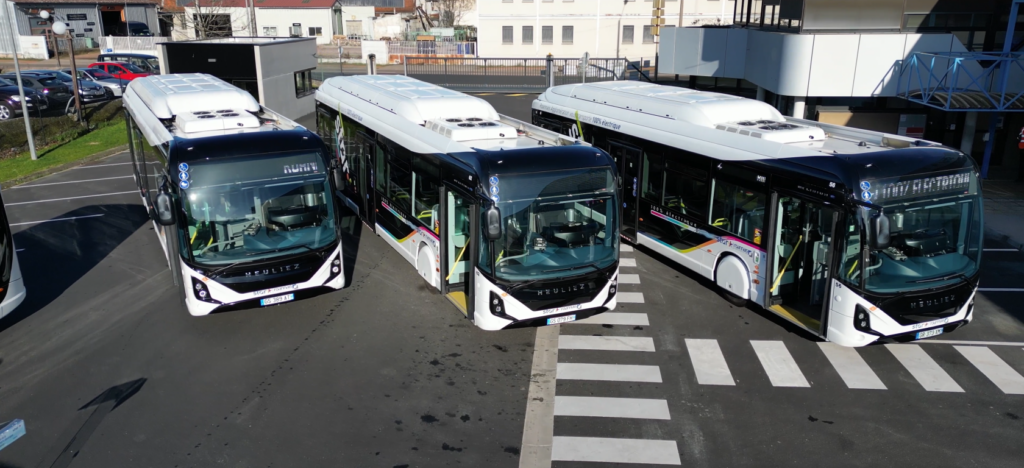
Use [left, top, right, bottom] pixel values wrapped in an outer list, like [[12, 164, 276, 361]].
[[0, 100, 125, 161]]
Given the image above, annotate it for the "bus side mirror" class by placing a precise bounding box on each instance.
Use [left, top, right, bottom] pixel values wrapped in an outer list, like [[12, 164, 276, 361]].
[[155, 191, 175, 226], [485, 205, 502, 241], [868, 212, 891, 250]]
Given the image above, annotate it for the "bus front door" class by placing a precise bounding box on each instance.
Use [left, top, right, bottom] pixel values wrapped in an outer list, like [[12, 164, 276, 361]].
[[609, 141, 641, 243], [768, 194, 837, 336], [357, 133, 376, 228], [443, 190, 474, 318]]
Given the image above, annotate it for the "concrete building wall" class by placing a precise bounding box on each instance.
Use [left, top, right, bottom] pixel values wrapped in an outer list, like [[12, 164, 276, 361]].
[[254, 8, 334, 44], [256, 38, 317, 119]]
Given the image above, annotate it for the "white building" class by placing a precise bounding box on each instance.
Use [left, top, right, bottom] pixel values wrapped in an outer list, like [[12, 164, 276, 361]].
[[182, 0, 377, 45], [476, 0, 733, 58]]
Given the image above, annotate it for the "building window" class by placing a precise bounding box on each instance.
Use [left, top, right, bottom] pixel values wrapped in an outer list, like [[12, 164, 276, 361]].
[[294, 69, 313, 97], [502, 25, 513, 44], [562, 25, 573, 44], [643, 25, 654, 43], [308, 26, 322, 37], [263, 26, 277, 36], [542, 25, 553, 44], [622, 25, 634, 44], [523, 25, 534, 44]]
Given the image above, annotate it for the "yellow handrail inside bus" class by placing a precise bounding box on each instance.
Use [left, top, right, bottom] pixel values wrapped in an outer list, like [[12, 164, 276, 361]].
[[847, 260, 858, 277], [770, 235, 802, 294], [496, 250, 504, 263], [445, 243, 469, 282]]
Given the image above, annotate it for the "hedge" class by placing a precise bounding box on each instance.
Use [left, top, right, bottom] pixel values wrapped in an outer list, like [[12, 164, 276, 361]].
[[0, 100, 125, 160]]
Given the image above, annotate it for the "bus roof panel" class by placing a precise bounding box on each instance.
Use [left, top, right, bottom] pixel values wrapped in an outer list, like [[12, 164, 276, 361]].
[[129, 74, 261, 120], [324, 75, 499, 125]]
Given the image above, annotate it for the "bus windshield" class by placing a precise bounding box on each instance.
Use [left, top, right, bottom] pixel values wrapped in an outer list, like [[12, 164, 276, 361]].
[[487, 168, 618, 281], [850, 193, 983, 294], [180, 151, 336, 266]]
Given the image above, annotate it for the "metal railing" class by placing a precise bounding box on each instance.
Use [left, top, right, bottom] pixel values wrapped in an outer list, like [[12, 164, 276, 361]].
[[401, 56, 628, 93], [387, 41, 476, 57], [100, 36, 170, 54], [897, 51, 1024, 111]]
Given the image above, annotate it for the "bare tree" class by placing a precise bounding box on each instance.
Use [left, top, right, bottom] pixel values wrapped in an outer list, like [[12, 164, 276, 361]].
[[177, 0, 250, 40], [436, 0, 474, 28]]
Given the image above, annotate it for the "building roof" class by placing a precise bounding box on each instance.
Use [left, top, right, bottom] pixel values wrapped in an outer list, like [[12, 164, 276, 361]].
[[10, 0, 157, 4], [189, 0, 337, 8]]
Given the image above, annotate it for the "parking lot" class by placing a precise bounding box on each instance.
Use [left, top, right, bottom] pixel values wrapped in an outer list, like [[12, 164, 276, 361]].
[[0, 96, 1023, 468]]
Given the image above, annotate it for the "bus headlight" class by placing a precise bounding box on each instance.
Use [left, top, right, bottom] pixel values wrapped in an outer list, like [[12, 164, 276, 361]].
[[854, 305, 871, 332], [603, 277, 617, 305], [191, 277, 221, 304], [490, 291, 510, 319], [325, 253, 343, 283]]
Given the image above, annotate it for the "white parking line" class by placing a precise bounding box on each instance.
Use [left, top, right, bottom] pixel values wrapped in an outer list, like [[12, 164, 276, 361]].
[[620, 244, 634, 252], [4, 191, 136, 206], [953, 346, 1024, 394], [620, 258, 637, 267], [552, 437, 681, 465], [10, 214, 105, 226], [984, 248, 1020, 252], [14, 176, 133, 188], [617, 292, 645, 303], [554, 396, 671, 420], [918, 340, 1024, 346], [72, 162, 154, 168], [751, 341, 810, 387], [886, 344, 964, 392], [818, 342, 887, 390], [559, 335, 656, 352], [978, 288, 1024, 292], [618, 273, 641, 284], [574, 312, 649, 326], [556, 363, 662, 382], [685, 339, 736, 386], [519, 325, 559, 468]]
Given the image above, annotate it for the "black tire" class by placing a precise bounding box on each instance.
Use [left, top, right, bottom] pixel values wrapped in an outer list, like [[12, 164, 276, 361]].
[[0, 103, 12, 121], [719, 286, 748, 307]]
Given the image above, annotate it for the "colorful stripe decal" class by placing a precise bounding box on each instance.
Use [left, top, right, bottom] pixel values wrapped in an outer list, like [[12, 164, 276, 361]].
[[648, 210, 763, 252], [641, 233, 716, 255], [380, 201, 440, 241]]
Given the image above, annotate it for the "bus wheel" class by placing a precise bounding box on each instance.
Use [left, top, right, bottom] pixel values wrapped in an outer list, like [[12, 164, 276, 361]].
[[417, 245, 436, 289], [715, 255, 749, 307]]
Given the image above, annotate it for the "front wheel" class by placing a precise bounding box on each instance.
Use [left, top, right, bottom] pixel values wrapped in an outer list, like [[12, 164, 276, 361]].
[[0, 103, 12, 121]]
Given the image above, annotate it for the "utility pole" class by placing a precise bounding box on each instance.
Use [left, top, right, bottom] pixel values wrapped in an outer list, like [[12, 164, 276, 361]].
[[678, 0, 684, 27], [4, 2, 36, 160], [652, 0, 664, 82]]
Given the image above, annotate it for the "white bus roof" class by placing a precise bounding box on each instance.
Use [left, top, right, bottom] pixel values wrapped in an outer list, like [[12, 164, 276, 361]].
[[536, 82, 938, 160], [123, 73, 304, 146], [316, 75, 584, 155]]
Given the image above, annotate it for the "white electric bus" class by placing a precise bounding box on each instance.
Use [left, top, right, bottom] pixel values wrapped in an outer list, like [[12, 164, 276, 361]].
[[315, 75, 620, 330], [533, 82, 982, 347], [124, 74, 345, 315], [0, 185, 26, 319]]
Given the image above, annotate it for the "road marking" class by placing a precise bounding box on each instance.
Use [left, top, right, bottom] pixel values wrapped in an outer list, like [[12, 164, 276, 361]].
[[885, 344, 964, 392], [552, 437, 680, 465], [71, 162, 153, 168], [617, 292, 645, 303], [978, 288, 1024, 292], [554, 396, 671, 420], [620, 258, 637, 267], [918, 340, 1024, 347], [750, 341, 810, 387], [818, 342, 887, 390], [621, 244, 634, 252], [519, 325, 560, 468], [618, 273, 641, 284], [4, 191, 136, 206], [559, 335, 656, 352], [574, 312, 649, 326], [685, 339, 736, 386], [954, 346, 1024, 394], [984, 248, 1020, 252], [9, 214, 105, 226], [13, 175, 134, 188], [556, 363, 662, 382], [475, 93, 495, 96], [507, 93, 529, 97]]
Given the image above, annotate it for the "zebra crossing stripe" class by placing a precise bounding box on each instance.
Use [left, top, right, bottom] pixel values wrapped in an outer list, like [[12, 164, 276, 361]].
[[818, 343, 887, 390], [685, 339, 736, 386], [954, 346, 1024, 394], [559, 335, 656, 352], [885, 344, 964, 392], [557, 363, 663, 382], [554, 396, 671, 420], [620, 258, 637, 267], [552, 436, 682, 465], [621, 244, 634, 252], [574, 312, 649, 326], [617, 292, 645, 303], [618, 273, 641, 284], [750, 341, 810, 387]]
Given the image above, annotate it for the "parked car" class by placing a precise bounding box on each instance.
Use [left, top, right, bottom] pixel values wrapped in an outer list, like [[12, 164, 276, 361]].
[[27, 70, 110, 104], [0, 77, 48, 120], [61, 68, 128, 97], [97, 53, 159, 74], [112, 21, 152, 37], [88, 62, 151, 81], [0, 72, 71, 107]]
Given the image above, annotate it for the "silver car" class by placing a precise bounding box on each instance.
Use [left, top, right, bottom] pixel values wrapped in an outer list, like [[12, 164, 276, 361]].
[[62, 68, 128, 97]]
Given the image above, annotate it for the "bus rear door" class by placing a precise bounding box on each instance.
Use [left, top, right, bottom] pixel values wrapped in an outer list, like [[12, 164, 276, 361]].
[[608, 141, 641, 243]]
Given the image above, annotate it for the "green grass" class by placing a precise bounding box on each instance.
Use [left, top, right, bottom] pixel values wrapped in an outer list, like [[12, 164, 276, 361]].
[[0, 121, 126, 185]]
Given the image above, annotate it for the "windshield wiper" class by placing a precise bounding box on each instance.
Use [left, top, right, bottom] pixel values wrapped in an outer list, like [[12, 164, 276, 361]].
[[244, 244, 314, 257], [507, 278, 545, 294], [541, 262, 601, 274], [909, 272, 971, 285]]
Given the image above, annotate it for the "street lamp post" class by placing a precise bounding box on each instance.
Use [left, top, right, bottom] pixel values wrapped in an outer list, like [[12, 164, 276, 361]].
[[615, 0, 627, 63], [3, 3, 36, 159], [40, 10, 84, 126]]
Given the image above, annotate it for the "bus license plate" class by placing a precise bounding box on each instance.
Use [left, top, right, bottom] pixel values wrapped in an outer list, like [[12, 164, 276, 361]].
[[915, 328, 944, 340], [547, 315, 576, 325], [260, 294, 294, 307]]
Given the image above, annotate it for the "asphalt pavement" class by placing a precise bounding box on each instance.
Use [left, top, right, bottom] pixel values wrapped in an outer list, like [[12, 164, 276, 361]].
[[0, 94, 1022, 468]]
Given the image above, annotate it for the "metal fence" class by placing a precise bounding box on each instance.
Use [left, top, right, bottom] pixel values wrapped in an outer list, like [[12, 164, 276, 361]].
[[401, 56, 635, 93], [100, 36, 170, 54], [387, 41, 477, 57]]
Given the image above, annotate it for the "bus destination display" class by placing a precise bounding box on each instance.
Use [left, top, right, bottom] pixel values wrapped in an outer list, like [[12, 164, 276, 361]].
[[859, 169, 974, 203]]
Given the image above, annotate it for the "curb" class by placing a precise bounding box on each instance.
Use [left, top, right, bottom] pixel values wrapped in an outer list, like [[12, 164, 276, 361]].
[[5, 144, 129, 188]]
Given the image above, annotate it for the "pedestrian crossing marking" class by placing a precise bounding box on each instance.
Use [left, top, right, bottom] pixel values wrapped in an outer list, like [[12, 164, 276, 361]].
[[552, 436, 681, 465], [954, 346, 1024, 394], [818, 342, 887, 390], [557, 363, 662, 382], [621, 244, 634, 252], [620, 258, 637, 267], [618, 273, 641, 284], [573, 312, 649, 326], [559, 335, 656, 352], [617, 292, 645, 303], [554, 396, 671, 420], [751, 341, 810, 387], [885, 344, 964, 392], [685, 339, 735, 386]]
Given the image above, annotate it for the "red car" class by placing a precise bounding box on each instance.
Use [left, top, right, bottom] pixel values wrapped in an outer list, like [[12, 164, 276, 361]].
[[88, 62, 151, 81]]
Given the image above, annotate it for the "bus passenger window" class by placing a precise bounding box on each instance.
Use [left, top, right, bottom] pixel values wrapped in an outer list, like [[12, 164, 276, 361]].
[[642, 151, 664, 203], [389, 163, 412, 214], [664, 170, 707, 218], [375, 146, 387, 193], [413, 171, 439, 231], [711, 179, 766, 244]]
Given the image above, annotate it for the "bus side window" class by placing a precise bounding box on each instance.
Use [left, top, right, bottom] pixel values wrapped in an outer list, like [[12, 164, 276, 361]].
[[374, 144, 387, 193], [710, 178, 766, 245], [641, 150, 665, 204], [132, 126, 151, 208], [316, 109, 337, 155], [664, 169, 708, 219], [412, 155, 440, 231]]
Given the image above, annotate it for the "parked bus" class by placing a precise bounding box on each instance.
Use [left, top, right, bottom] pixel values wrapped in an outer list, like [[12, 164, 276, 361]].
[[0, 185, 25, 319], [533, 82, 982, 347], [123, 74, 345, 316], [315, 75, 620, 330]]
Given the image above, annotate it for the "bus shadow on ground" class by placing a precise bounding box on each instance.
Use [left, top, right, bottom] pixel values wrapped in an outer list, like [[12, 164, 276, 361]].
[[338, 205, 363, 289], [0, 204, 149, 335]]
